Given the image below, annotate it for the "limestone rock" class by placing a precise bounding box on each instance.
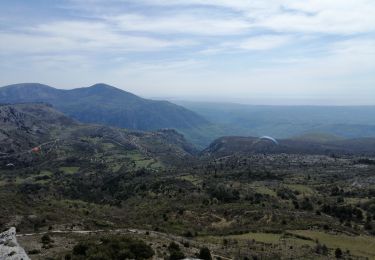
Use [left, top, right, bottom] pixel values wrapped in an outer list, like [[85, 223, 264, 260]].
[[0, 227, 30, 260]]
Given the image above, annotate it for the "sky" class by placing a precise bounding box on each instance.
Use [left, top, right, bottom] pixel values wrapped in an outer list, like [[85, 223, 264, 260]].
[[0, 0, 374, 105]]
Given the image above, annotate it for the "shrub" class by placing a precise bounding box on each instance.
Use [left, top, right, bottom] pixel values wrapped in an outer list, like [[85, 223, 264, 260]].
[[198, 247, 212, 260], [209, 184, 240, 202], [168, 242, 185, 260], [28, 249, 41, 255], [183, 230, 194, 237], [41, 234, 53, 245], [169, 250, 185, 260], [70, 236, 154, 260], [335, 248, 343, 258], [72, 243, 90, 256], [315, 243, 328, 255], [300, 198, 314, 211], [168, 242, 180, 252]]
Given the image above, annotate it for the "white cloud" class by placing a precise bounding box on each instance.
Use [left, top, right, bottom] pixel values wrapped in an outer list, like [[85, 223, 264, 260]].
[[196, 35, 292, 55], [136, 0, 375, 35], [332, 38, 375, 56], [111, 14, 251, 35], [0, 21, 196, 55], [238, 35, 291, 50]]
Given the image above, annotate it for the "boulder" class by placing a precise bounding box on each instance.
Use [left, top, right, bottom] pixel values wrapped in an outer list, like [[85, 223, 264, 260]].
[[0, 227, 30, 260]]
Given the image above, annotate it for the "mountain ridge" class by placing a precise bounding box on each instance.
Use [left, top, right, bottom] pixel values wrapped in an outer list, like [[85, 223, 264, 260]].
[[0, 83, 209, 143]]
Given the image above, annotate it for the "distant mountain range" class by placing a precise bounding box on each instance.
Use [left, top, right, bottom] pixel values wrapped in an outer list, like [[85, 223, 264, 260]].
[[2, 83, 375, 148], [0, 83, 209, 137]]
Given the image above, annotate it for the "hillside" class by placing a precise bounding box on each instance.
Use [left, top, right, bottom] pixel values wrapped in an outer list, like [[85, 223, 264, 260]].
[[0, 103, 196, 168], [1, 104, 375, 260], [0, 103, 77, 155], [203, 135, 375, 157], [0, 83, 209, 145]]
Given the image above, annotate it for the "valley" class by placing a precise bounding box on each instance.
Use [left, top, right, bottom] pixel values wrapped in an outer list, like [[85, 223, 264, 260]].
[[2, 0, 375, 258], [1, 103, 375, 259], [177, 101, 375, 144]]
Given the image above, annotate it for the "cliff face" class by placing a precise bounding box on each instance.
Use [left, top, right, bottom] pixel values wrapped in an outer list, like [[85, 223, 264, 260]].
[[0, 227, 30, 260]]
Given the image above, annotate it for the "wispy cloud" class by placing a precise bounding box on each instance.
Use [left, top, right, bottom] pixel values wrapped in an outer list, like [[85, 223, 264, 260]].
[[238, 35, 291, 50], [0, 21, 196, 55], [111, 14, 251, 35], [136, 0, 375, 34]]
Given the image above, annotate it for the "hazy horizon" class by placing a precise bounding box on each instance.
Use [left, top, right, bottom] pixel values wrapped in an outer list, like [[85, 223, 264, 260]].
[[156, 95, 375, 106], [2, 82, 375, 106], [1, 0, 375, 105]]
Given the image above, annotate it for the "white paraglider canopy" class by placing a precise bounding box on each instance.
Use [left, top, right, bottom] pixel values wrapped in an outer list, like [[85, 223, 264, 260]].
[[259, 136, 279, 145]]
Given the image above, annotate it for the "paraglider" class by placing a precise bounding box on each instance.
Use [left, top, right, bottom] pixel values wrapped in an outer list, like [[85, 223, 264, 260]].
[[259, 136, 279, 145]]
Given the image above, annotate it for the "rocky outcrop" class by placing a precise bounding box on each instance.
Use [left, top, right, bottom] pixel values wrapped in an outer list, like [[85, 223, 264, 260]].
[[0, 227, 30, 260]]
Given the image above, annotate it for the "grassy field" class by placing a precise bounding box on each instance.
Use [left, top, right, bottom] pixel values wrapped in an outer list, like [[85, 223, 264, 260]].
[[59, 166, 80, 174], [201, 231, 313, 244], [227, 232, 282, 244], [285, 184, 315, 195], [198, 229, 375, 259], [177, 174, 202, 186], [253, 186, 277, 197], [290, 230, 375, 258], [346, 197, 371, 205], [124, 151, 164, 169], [40, 170, 53, 176]]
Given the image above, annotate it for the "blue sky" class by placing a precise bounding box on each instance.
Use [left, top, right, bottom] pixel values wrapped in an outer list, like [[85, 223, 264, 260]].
[[0, 0, 374, 105]]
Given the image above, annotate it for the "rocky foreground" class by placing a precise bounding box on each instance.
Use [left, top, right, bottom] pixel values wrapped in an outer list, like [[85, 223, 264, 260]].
[[0, 227, 30, 260]]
